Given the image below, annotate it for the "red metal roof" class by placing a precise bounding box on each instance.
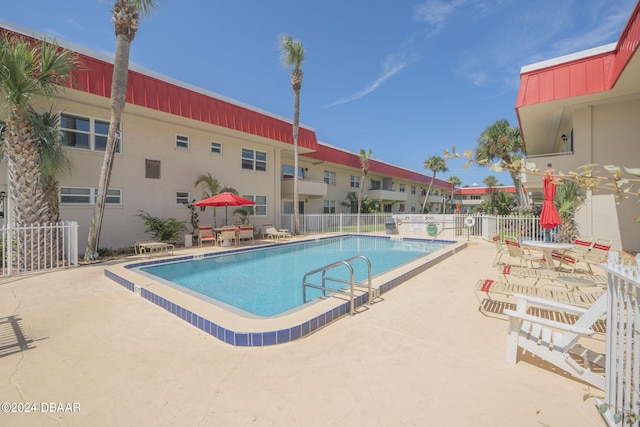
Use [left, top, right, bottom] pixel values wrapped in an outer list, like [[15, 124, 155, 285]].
[[303, 144, 452, 190], [516, 2, 640, 108], [456, 186, 516, 195], [0, 25, 318, 151]]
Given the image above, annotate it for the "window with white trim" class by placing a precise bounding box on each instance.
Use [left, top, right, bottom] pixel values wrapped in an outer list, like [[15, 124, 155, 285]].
[[399, 184, 405, 192], [176, 192, 190, 205], [410, 203, 417, 213], [176, 135, 189, 150], [60, 187, 122, 205], [323, 200, 336, 214], [210, 141, 222, 155], [242, 195, 267, 216], [60, 113, 121, 153], [411, 186, 416, 195], [323, 171, 336, 186], [350, 176, 359, 188], [241, 149, 267, 171]]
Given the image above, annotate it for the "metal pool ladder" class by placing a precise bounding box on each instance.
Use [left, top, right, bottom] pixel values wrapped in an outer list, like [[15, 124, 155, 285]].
[[302, 255, 375, 316]]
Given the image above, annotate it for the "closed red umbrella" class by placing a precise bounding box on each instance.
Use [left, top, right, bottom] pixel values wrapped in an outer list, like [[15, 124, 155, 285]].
[[194, 192, 255, 225], [539, 172, 561, 230]]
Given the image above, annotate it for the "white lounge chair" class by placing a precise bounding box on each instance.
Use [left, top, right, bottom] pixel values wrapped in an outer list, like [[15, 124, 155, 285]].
[[504, 293, 607, 390], [475, 279, 604, 309], [264, 226, 291, 240]]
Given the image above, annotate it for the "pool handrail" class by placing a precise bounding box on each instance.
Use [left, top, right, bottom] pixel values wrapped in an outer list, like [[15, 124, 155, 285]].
[[302, 255, 373, 316]]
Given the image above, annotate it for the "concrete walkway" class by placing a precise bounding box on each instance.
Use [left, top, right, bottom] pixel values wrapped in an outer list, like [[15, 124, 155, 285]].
[[0, 239, 606, 426]]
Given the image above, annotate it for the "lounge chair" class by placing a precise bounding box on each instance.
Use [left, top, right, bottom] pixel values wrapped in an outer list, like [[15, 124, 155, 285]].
[[198, 224, 217, 247], [238, 225, 254, 244], [504, 239, 545, 268], [499, 265, 607, 288], [490, 234, 510, 267], [217, 226, 239, 247], [261, 224, 274, 240], [475, 279, 604, 309], [134, 240, 174, 257], [264, 226, 291, 240], [504, 293, 607, 389], [574, 238, 613, 274], [551, 237, 593, 271]]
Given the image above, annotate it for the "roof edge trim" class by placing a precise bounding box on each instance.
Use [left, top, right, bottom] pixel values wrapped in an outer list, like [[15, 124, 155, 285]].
[[520, 43, 617, 74]]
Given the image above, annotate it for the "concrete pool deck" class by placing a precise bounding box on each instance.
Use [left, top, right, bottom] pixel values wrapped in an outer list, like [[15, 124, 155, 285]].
[[0, 237, 607, 426]]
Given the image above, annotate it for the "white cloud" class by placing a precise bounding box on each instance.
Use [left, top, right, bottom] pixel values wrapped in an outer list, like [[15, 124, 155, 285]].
[[326, 53, 418, 107]]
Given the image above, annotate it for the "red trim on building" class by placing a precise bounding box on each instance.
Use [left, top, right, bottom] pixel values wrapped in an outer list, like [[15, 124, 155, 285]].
[[0, 26, 318, 151], [456, 186, 516, 195], [303, 144, 452, 190], [516, 3, 640, 109]]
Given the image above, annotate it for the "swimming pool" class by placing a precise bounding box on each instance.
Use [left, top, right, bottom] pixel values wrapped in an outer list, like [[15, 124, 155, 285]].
[[105, 234, 466, 346], [137, 235, 450, 317]]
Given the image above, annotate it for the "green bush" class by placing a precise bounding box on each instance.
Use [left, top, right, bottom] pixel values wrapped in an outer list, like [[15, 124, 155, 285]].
[[137, 210, 186, 243]]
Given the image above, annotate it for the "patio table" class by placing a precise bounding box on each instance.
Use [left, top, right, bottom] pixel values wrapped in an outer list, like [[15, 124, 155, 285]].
[[520, 240, 573, 270]]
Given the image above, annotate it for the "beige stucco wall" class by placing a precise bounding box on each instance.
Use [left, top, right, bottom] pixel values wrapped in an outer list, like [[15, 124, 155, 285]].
[[572, 97, 640, 252]]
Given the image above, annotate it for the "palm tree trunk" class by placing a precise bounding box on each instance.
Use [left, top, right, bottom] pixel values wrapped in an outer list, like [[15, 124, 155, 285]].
[[5, 109, 49, 270], [421, 175, 435, 213], [292, 88, 300, 235], [85, 33, 130, 261]]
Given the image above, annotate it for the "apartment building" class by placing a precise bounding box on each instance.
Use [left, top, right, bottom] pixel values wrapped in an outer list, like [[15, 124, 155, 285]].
[[516, 2, 640, 252], [0, 21, 450, 251]]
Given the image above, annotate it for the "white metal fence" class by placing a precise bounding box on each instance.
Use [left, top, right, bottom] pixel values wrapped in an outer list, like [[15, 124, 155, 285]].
[[279, 213, 547, 241], [600, 261, 640, 426], [0, 221, 78, 277]]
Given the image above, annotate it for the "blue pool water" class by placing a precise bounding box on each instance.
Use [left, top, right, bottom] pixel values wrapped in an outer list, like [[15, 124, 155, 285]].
[[139, 235, 450, 317]]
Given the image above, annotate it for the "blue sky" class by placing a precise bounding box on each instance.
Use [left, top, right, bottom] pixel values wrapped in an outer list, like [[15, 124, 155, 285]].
[[2, 0, 637, 187]]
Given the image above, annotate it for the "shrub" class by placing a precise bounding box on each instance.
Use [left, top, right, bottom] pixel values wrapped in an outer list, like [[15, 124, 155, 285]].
[[137, 211, 186, 243]]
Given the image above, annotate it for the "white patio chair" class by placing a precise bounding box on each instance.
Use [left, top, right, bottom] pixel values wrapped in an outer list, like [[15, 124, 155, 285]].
[[504, 293, 607, 389]]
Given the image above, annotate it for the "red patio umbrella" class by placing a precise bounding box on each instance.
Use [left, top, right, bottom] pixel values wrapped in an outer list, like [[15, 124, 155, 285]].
[[539, 172, 561, 231], [194, 192, 255, 225]]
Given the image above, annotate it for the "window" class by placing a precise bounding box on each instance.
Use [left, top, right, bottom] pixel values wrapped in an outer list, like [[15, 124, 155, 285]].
[[60, 113, 120, 153], [398, 203, 405, 212], [176, 192, 190, 205], [399, 184, 405, 192], [411, 186, 416, 195], [350, 176, 359, 188], [282, 165, 304, 179], [471, 195, 481, 200], [323, 200, 336, 214], [410, 203, 417, 213], [242, 195, 267, 216], [323, 171, 336, 186], [242, 149, 267, 171], [60, 187, 121, 205], [210, 141, 222, 155], [145, 159, 161, 179], [176, 135, 189, 149], [371, 179, 381, 190]]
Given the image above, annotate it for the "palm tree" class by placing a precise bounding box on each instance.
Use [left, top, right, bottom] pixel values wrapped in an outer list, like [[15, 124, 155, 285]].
[[194, 173, 237, 225], [483, 174, 499, 202], [421, 156, 448, 213], [279, 34, 305, 235], [357, 148, 373, 231], [28, 107, 72, 223], [85, 0, 156, 261], [448, 175, 461, 213], [475, 119, 528, 208], [554, 181, 585, 243], [0, 34, 78, 269]]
